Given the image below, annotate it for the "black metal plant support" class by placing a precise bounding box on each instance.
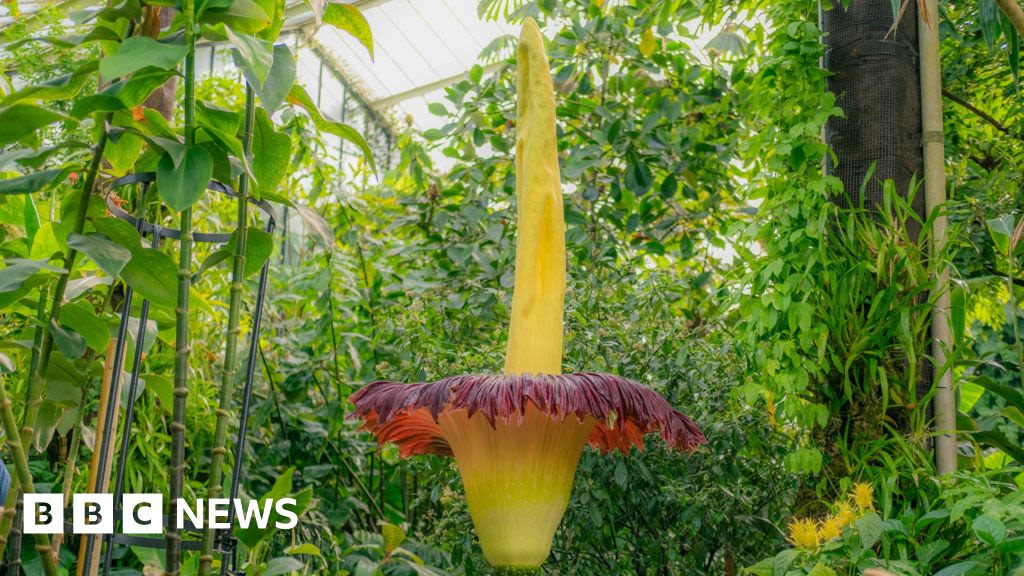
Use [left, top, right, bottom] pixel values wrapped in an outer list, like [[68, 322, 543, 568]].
[[75, 173, 276, 576]]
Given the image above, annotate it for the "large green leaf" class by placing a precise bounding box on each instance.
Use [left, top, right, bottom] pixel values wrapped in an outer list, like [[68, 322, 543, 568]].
[[99, 37, 188, 81], [287, 84, 376, 172], [50, 318, 86, 360], [156, 147, 214, 212], [60, 300, 110, 351], [1, 61, 98, 106], [0, 169, 67, 195], [200, 0, 270, 34], [73, 67, 178, 117], [252, 107, 291, 197], [227, 27, 274, 87], [68, 232, 133, 277], [0, 104, 73, 147], [120, 247, 178, 308], [254, 44, 295, 113], [323, 3, 373, 59], [0, 258, 65, 292]]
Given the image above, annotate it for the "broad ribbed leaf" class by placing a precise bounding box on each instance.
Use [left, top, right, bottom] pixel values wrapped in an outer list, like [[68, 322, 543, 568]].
[[0, 104, 73, 146], [99, 36, 188, 81], [156, 147, 214, 212]]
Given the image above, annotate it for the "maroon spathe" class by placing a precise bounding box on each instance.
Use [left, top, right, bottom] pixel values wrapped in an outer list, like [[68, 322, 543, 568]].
[[350, 372, 706, 457]]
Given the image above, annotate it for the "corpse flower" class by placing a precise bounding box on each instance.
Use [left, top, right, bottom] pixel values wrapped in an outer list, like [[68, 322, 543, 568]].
[[350, 18, 705, 574]]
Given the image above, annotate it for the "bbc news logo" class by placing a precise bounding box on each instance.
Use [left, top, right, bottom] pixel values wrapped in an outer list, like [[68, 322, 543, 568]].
[[24, 494, 299, 534]]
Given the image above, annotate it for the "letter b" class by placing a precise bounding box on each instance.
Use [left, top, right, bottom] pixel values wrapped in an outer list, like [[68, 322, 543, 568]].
[[23, 494, 62, 534], [73, 493, 113, 534]]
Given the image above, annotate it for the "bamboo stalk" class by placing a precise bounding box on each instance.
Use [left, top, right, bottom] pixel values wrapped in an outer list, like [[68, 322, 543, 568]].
[[77, 341, 121, 576], [0, 375, 58, 576], [167, 0, 197, 570], [0, 285, 48, 560], [198, 85, 255, 576], [0, 120, 112, 558], [49, 410, 81, 563], [919, 0, 957, 474]]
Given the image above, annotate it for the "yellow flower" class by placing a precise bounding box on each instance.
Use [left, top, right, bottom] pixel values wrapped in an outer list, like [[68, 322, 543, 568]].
[[818, 515, 843, 541], [852, 482, 874, 511], [834, 502, 857, 527], [787, 518, 820, 549]]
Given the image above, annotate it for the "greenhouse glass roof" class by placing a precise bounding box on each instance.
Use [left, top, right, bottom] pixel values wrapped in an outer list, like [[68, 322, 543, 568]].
[[300, 0, 514, 130], [1, 0, 512, 132]]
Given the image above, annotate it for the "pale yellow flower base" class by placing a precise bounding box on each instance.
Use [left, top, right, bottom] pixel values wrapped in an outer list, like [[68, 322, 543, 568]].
[[439, 407, 597, 568]]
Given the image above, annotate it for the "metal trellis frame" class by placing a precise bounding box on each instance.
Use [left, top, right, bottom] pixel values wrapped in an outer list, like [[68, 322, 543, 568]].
[[74, 172, 277, 576]]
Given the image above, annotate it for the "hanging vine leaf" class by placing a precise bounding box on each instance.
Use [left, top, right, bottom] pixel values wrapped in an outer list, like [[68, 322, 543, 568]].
[[323, 3, 373, 59], [0, 169, 67, 195], [99, 36, 188, 81], [0, 104, 74, 147], [156, 146, 214, 212], [287, 84, 376, 173]]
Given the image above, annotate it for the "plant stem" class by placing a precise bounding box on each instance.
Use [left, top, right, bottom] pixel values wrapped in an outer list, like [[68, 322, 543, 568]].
[[0, 113, 110, 556], [0, 285, 48, 559], [167, 2, 196, 572], [0, 375, 58, 576], [198, 84, 255, 576]]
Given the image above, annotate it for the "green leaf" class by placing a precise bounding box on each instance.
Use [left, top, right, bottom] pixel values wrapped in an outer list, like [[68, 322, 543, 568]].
[[771, 548, 799, 576], [933, 561, 980, 576], [60, 300, 109, 352], [287, 84, 376, 173], [986, 214, 1017, 256], [971, 429, 1024, 464], [0, 258, 65, 292], [236, 227, 273, 276], [855, 510, 882, 550], [323, 3, 373, 59], [228, 27, 274, 87], [0, 104, 73, 147], [68, 232, 132, 277], [157, 147, 214, 212], [1, 61, 98, 106], [263, 557, 303, 576], [255, 44, 295, 113], [120, 247, 178, 308], [252, 107, 291, 197], [806, 564, 836, 576], [99, 37, 188, 81], [200, 0, 270, 34], [972, 376, 1024, 413], [973, 514, 1006, 546], [284, 543, 320, 557], [50, 318, 86, 359], [193, 249, 233, 283], [73, 67, 178, 117], [0, 169, 66, 195], [380, 523, 405, 554]]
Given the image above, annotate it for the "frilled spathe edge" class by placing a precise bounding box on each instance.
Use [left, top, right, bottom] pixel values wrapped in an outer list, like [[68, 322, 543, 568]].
[[349, 373, 706, 457]]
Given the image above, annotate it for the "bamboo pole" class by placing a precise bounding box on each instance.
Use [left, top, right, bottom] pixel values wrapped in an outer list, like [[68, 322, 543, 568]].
[[167, 0, 197, 570], [77, 341, 121, 576], [919, 0, 957, 474], [198, 84, 255, 576], [0, 374, 58, 576]]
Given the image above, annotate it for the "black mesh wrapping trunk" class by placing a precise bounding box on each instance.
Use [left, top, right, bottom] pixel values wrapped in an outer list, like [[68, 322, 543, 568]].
[[823, 0, 924, 237]]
